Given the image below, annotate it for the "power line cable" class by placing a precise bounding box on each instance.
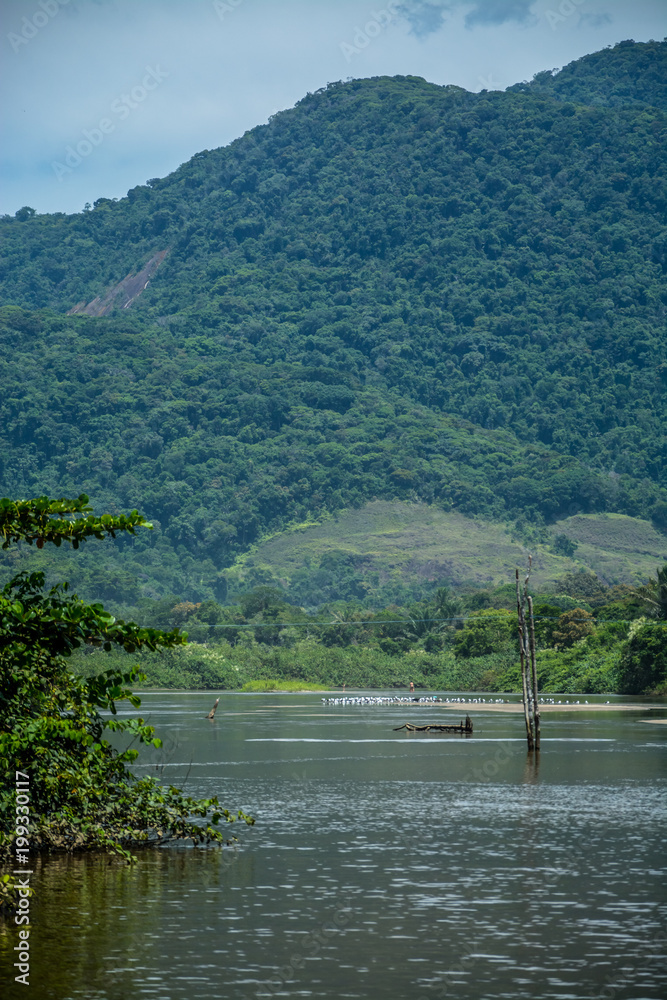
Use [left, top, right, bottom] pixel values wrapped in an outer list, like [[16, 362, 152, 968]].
[[198, 614, 663, 629]]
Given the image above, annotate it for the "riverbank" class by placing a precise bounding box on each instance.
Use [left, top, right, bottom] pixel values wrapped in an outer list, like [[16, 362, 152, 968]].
[[132, 689, 665, 713]]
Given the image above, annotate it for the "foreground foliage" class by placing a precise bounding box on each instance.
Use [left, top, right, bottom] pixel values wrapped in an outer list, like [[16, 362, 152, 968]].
[[0, 496, 253, 869]]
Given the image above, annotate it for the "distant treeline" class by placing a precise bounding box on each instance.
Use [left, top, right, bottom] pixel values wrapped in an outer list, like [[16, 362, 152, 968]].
[[71, 568, 667, 697]]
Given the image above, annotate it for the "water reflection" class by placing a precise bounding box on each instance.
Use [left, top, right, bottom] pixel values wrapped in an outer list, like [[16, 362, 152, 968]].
[[522, 749, 540, 784], [1, 693, 665, 1000]]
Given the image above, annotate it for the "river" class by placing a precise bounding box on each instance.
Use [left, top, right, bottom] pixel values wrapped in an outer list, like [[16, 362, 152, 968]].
[[3, 691, 666, 999]]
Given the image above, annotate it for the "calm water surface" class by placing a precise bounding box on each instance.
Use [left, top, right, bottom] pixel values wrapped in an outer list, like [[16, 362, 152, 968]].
[[2, 692, 666, 1000]]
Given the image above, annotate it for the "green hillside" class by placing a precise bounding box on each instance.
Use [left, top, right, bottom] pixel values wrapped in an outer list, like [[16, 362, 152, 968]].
[[0, 40, 666, 608], [508, 38, 667, 109], [550, 511, 667, 582], [225, 502, 667, 607]]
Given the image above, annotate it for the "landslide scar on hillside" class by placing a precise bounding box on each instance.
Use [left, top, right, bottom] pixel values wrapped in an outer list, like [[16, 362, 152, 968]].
[[68, 249, 168, 317]]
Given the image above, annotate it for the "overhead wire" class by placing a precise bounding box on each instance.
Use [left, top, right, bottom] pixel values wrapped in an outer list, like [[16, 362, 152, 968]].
[[199, 613, 663, 629]]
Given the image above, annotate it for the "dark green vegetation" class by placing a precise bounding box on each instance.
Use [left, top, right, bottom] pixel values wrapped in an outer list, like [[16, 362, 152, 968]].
[[72, 561, 667, 697], [1, 42, 666, 696], [0, 40, 666, 612], [507, 37, 667, 109], [0, 497, 252, 878]]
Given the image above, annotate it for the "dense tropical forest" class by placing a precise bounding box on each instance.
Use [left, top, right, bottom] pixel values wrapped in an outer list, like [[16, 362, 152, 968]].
[[0, 40, 665, 693], [68, 563, 667, 697]]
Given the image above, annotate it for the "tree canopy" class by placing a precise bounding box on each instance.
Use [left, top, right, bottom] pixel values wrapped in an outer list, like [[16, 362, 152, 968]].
[[0, 496, 252, 874], [0, 41, 665, 608], [0, 494, 149, 550]]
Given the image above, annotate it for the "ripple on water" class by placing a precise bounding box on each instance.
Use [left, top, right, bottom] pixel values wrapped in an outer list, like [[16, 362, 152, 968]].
[[8, 703, 666, 1000]]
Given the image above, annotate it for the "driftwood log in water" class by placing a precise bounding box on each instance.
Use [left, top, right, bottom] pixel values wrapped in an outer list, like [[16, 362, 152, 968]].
[[206, 698, 220, 720], [394, 715, 473, 735]]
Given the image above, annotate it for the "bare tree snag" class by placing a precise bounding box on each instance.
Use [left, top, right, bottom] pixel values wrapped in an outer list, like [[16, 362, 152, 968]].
[[516, 559, 540, 751], [516, 567, 534, 751], [527, 595, 541, 751]]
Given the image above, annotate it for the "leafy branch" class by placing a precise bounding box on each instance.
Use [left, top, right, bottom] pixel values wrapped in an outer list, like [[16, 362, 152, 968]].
[[0, 495, 253, 874]]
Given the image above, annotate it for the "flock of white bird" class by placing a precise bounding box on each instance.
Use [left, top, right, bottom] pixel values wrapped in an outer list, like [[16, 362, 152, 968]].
[[321, 695, 611, 706], [321, 695, 442, 706], [321, 695, 508, 706]]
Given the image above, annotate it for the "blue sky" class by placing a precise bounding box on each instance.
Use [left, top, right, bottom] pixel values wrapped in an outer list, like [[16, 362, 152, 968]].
[[1, 0, 665, 216]]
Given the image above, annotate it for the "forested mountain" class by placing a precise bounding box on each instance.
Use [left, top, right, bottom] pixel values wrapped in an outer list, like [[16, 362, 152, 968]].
[[0, 40, 665, 607], [507, 37, 667, 109]]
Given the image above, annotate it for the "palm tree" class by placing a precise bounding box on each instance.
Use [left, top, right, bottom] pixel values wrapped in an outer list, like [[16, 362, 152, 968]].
[[633, 563, 667, 619]]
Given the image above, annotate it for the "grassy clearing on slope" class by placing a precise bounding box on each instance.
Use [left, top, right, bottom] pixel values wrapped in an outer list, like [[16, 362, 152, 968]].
[[228, 501, 561, 592], [227, 501, 662, 598], [551, 513, 667, 585]]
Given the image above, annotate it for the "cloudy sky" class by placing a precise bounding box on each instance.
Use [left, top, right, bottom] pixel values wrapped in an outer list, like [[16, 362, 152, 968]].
[[1, 0, 665, 216]]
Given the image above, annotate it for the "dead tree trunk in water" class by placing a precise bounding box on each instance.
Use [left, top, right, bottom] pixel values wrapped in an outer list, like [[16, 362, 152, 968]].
[[527, 595, 541, 751], [515, 560, 540, 751], [516, 567, 534, 750]]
